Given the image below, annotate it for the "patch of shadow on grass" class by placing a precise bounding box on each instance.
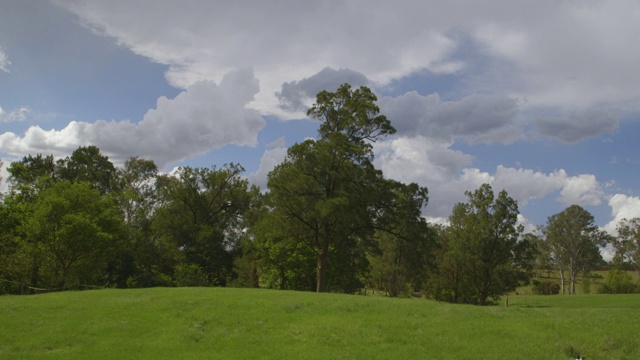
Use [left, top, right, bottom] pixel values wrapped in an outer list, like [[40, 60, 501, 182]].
[[187, 320, 207, 343]]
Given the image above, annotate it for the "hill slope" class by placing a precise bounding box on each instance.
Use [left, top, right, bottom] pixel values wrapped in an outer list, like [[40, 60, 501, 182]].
[[1, 288, 639, 359]]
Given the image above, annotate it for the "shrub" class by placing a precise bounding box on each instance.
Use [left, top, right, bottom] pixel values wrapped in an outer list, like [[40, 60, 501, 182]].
[[174, 264, 209, 287], [598, 270, 638, 294], [531, 280, 560, 295]]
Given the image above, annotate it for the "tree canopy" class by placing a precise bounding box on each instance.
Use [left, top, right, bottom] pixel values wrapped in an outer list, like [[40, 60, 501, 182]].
[[0, 84, 628, 301]]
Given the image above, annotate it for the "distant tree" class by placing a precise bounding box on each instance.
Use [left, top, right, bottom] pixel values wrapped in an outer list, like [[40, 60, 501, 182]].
[[543, 205, 608, 294], [612, 218, 640, 278], [431, 184, 530, 305]]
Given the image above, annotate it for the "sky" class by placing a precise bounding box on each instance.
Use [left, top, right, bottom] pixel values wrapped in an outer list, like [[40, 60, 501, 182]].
[[1, 0, 639, 242]]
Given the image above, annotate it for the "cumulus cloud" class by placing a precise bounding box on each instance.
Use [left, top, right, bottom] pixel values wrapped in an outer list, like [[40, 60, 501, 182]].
[[374, 137, 605, 217], [492, 166, 568, 205], [535, 109, 619, 142], [472, 1, 640, 111], [603, 194, 640, 234], [53, 0, 640, 121], [374, 136, 480, 216], [0, 69, 264, 168], [55, 0, 467, 113], [378, 92, 521, 144], [277, 67, 370, 113], [557, 174, 604, 206]]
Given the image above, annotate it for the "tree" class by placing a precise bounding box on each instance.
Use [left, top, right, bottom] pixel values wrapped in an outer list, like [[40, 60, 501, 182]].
[[22, 181, 124, 288], [368, 180, 434, 296], [6, 154, 56, 199], [109, 157, 160, 287], [56, 146, 117, 195], [612, 218, 640, 278], [543, 205, 607, 294], [152, 164, 258, 286], [434, 184, 529, 305], [258, 84, 396, 293]]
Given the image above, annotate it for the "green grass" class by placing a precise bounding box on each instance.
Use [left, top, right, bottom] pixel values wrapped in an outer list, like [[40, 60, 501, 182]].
[[1, 288, 639, 359]]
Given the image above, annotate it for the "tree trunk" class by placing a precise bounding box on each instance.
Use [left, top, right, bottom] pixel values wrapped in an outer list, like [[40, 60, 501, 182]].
[[316, 252, 328, 292], [559, 268, 565, 295]]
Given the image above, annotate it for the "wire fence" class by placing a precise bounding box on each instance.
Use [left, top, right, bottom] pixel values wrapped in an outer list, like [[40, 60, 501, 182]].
[[0, 278, 101, 295]]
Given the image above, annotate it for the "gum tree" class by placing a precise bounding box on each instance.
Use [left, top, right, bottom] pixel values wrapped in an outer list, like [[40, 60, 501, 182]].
[[543, 205, 607, 294], [259, 84, 396, 293]]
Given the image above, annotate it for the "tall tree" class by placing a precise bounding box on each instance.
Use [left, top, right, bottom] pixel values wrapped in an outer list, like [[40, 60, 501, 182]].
[[109, 157, 160, 287], [259, 84, 396, 293], [612, 218, 640, 278], [543, 205, 607, 294], [438, 184, 528, 305]]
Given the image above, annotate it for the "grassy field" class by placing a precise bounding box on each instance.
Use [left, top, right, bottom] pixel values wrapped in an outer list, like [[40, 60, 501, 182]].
[[1, 288, 639, 359]]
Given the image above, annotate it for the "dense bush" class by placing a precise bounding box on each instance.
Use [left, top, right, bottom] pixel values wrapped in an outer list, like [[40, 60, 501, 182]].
[[598, 270, 638, 294], [531, 280, 560, 295]]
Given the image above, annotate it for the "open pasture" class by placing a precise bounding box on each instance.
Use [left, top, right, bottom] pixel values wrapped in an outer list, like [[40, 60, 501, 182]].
[[1, 288, 638, 359]]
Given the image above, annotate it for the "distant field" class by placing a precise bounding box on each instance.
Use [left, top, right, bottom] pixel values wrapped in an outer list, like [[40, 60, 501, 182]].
[[1, 288, 639, 359], [516, 270, 639, 295]]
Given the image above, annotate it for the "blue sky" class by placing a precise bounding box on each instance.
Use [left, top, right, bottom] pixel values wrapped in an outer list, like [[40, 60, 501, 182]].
[[1, 0, 639, 238]]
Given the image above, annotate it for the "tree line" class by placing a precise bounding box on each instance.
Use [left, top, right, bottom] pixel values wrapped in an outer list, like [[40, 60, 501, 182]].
[[1, 84, 638, 304]]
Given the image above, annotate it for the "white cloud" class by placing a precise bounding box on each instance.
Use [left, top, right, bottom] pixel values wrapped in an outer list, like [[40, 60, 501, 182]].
[[374, 136, 483, 216], [0, 106, 29, 123], [247, 147, 288, 191], [492, 166, 567, 205], [0, 69, 264, 168], [473, 1, 640, 111], [557, 174, 604, 206], [53, 0, 640, 121], [517, 214, 538, 235], [53, 1, 472, 114], [0, 49, 10, 73], [374, 137, 606, 217], [0, 158, 9, 194], [603, 194, 640, 235]]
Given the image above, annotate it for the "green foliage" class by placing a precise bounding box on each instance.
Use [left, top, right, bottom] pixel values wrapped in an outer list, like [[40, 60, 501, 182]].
[[174, 263, 209, 287], [427, 184, 531, 305], [612, 217, 640, 278], [55, 146, 117, 195], [543, 205, 608, 294], [152, 164, 258, 286], [531, 280, 561, 295], [257, 84, 401, 293], [368, 182, 434, 297], [1, 181, 125, 290], [598, 269, 638, 294]]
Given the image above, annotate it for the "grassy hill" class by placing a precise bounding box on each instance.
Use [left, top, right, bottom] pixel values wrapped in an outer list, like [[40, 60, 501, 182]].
[[1, 288, 639, 359]]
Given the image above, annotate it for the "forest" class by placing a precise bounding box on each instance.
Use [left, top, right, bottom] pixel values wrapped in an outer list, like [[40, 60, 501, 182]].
[[1, 84, 638, 305]]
